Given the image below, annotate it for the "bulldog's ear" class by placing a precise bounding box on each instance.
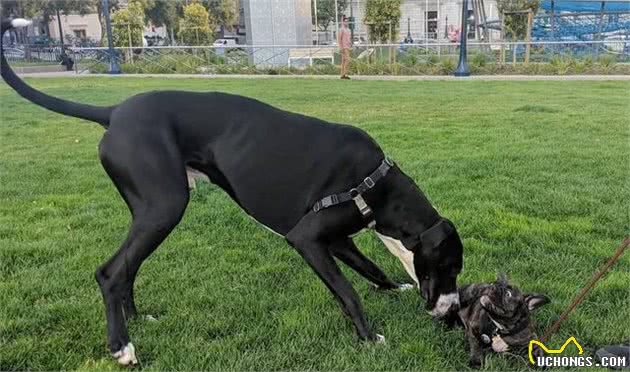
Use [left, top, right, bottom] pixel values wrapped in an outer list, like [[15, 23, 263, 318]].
[[524, 294, 550, 311], [496, 272, 508, 286], [419, 218, 454, 250]]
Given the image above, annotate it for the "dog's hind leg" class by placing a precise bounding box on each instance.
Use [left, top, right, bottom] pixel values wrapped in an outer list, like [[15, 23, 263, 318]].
[[96, 131, 189, 365], [329, 238, 405, 291]]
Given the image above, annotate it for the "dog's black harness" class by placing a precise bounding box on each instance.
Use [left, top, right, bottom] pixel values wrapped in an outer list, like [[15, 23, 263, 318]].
[[312, 158, 394, 226]]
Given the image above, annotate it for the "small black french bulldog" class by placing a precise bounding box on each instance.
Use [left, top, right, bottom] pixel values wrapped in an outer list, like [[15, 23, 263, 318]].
[[457, 273, 550, 368]]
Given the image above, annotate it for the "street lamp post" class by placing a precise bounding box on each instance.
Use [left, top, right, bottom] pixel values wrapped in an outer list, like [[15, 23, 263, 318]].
[[102, 0, 121, 74], [454, 0, 470, 76]]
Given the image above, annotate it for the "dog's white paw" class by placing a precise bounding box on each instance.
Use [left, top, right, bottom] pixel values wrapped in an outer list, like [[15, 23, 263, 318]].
[[397, 283, 415, 291], [376, 334, 386, 343], [112, 343, 138, 366], [144, 314, 158, 322]]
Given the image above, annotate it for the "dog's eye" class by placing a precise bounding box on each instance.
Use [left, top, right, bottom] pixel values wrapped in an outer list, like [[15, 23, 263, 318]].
[[506, 290, 512, 298]]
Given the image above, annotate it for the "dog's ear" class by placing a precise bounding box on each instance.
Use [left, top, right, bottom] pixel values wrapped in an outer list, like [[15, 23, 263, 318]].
[[496, 272, 508, 286], [524, 294, 550, 311], [419, 218, 454, 251]]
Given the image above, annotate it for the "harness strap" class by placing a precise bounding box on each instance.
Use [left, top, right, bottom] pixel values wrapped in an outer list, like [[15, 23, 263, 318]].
[[312, 158, 394, 223]]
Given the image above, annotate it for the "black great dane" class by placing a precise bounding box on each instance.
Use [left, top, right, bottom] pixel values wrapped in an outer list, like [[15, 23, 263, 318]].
[[2, 19, 463, 366]]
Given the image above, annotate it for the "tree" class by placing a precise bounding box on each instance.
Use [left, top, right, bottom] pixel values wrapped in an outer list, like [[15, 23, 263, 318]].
[[110, 0, 146, 47], [364, 0, 401, 43], [1, 1, 24, 18], [178, 0, 215, 45], [209, 0, 237, 31], [497, 0, 539, 40], [95, 0, 121, 41], [312, 0, 348, 32], [146, 0, 181, 42]]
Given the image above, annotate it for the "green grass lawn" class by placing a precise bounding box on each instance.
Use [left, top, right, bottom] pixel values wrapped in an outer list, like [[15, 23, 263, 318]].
[[1, 78, 628, 371]]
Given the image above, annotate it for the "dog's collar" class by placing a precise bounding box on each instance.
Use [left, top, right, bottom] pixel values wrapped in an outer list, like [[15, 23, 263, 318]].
[[312, 157, 394, 227], [486, 311, 529, 337]]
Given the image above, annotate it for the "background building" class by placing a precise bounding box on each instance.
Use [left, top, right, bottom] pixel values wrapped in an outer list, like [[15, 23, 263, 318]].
[[342, 0, 499, 42], [47, 13, 102, 43]]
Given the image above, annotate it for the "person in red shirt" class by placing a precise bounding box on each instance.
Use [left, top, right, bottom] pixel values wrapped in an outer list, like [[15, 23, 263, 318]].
[[338, 16, 352, 80]]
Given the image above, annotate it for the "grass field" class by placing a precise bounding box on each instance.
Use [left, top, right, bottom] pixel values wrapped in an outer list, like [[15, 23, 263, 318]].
[[1, 77, 628, 371]]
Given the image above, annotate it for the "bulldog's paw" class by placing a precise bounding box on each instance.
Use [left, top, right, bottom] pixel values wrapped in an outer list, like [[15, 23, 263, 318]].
[[375, 334, 386, 343], [468, 357, 482, 369], [112, 343, 138, 367]]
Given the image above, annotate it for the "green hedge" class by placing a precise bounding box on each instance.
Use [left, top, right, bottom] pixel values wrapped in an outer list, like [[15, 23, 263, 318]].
[[86, 52, 630, 76]]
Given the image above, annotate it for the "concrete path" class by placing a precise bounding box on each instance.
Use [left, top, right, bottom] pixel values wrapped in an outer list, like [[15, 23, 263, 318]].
[[18, 71, 630, 81]]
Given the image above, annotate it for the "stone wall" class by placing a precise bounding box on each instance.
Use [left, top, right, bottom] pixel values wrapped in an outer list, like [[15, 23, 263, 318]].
[[243, 0, 312, 67]]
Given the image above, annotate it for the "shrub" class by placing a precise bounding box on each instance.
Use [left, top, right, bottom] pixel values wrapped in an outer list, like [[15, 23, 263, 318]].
[[598, 54, 616, 69], [85, 51, 630, 76], [439, 58, 456, 75], [471, 52, 490, 68], [549, 56, 572, 75], [427, 54, 440, 65]]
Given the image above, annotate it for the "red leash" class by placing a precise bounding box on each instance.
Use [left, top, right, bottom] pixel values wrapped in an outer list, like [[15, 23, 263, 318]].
[[541, 236, 630, 343]]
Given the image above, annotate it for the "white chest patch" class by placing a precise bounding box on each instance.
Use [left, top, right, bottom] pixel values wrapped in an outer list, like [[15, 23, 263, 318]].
[[429, 292, 460, 317], [375, 232, 418, 285]]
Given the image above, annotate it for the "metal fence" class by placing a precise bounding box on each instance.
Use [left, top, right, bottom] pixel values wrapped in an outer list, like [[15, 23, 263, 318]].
[[3, 45, 65, 66], [55, 40, 629, 76], [4, 40, 628, 75]]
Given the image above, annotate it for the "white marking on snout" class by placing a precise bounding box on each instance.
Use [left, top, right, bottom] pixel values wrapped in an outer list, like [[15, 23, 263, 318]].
[[112, 343, 138, 366], [375, 232, 418, 285], [11, 19, 32, 28], [429, 292, 460, 317]]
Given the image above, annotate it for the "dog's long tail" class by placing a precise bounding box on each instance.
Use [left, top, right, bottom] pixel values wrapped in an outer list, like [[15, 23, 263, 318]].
[[1, 18, 114, 127]]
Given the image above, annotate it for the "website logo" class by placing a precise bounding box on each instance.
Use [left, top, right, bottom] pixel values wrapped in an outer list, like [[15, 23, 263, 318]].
[[529, 337, 627, 368]]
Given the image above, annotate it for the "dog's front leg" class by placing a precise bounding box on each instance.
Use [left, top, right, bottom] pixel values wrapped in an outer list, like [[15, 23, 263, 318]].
[[286, 215, 382, 342], [466, 330, 485, 368], [329, 238, 401, 291]]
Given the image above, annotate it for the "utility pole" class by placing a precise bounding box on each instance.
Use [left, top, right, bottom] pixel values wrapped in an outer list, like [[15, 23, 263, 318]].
[[454, 0, 470, 76], [55, 9, 65, 55], [102, 0, 121, 74]]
